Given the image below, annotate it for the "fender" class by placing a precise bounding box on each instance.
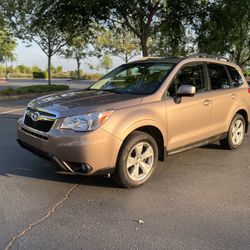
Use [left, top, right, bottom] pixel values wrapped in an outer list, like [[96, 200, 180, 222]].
[[102, 102, 168, 145], [226, 104, 249, 131]]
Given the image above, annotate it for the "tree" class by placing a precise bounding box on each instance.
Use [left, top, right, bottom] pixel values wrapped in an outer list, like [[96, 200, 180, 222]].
[[110, 0, 195, 57], [16, 64, 31, 74], [40, 0, 112, 37], [31, 65, 42, 72], [100, 55, 113, 72], [30, 16, 67, 84], [110, 0, 165, 57], [148, 17, 188, 57], [0, 28, 16, 79], [55, 66, 63, 75], [61, 35, 89, 80], [94, 27, 140, 62], [192, 0, 250, 67], [1, 0, 67, 84]]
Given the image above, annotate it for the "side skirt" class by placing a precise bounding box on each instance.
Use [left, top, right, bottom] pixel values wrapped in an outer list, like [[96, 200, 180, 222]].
[[167, 133, 227, 156]]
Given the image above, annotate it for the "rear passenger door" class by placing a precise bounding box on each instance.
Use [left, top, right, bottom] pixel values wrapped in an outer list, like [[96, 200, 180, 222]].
[[206, 63, 238, 135]]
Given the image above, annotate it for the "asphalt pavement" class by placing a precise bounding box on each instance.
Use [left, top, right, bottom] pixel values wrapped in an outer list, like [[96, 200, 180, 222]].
[[0, 97, 250, 250]]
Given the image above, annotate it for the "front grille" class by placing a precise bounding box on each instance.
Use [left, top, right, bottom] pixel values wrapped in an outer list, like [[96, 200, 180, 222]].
[[24, 114, 55, 132]]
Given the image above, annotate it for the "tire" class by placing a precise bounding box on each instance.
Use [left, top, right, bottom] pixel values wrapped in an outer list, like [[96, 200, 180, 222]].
[[220, 114, 245, 149], [112, 131, 159, 188]]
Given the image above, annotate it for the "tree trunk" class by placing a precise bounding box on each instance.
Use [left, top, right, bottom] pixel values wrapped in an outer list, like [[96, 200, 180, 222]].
[[76, 57, 81, 80], [48, 55, 52, 85], [125, 53, 128, 63], [5, 60, 8, 81], [141, 36, 149, 57]]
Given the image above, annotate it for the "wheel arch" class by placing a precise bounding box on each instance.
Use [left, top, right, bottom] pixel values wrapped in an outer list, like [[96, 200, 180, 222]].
[[118, 125, 166, 162]]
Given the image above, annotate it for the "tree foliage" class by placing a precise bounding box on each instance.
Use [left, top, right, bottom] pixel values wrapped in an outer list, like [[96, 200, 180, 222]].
[[93, 26, 140, 62], [0, 28, 16, 63], [109, 0, 165, 57], [1, 0, 250, 76], [1, 0, 68, 84], [61, 35, 89, 80], [193, 0, 250, 66], [100, 54, 113, 72]]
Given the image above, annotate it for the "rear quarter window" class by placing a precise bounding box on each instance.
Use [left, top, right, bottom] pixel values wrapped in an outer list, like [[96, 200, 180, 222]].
[[227, 66, 244, 87]]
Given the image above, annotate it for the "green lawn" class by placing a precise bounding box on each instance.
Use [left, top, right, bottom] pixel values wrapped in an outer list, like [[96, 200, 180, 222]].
[[0, 84, 69, 96]]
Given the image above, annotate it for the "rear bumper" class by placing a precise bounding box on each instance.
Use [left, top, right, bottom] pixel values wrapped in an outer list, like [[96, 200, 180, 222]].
[[17, 120, 122, 175]]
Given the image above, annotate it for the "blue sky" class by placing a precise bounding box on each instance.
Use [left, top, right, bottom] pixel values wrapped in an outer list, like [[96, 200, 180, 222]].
[[13, 40, 124, 73]]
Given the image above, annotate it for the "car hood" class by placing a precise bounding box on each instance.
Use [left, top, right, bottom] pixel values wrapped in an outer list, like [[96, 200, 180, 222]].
[[27, 89, 143, 117]]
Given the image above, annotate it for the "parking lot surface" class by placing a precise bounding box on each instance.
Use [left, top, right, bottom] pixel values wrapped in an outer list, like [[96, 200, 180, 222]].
[[0, 98, 250, 250]]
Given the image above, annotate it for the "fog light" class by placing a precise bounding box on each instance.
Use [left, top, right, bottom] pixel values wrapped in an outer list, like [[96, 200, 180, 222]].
[[81, 164, 92, 174], [63, 162, 92, 174]]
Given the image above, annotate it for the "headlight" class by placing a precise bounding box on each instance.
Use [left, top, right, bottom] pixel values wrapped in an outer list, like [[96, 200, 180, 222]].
[[60, 111, 114, 132]]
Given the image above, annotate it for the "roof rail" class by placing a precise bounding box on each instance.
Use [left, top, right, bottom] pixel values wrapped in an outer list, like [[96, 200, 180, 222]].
[[138, 56, 165, 60], [187, 53, 230, 62]]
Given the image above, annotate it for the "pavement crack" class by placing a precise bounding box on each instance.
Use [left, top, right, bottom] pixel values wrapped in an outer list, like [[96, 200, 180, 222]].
[[4, 184, 79, 250]]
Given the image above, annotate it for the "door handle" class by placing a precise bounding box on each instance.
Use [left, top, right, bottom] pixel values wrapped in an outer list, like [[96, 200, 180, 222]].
[[203, 99, 211, 106], [231, 93, 237, 99]]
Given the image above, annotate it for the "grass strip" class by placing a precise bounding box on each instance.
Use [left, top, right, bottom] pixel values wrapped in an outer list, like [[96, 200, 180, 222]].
[[0, 84, 69, 96]]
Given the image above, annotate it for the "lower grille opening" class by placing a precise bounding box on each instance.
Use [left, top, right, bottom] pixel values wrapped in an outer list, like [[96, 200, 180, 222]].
[[21, 127, 48, 140]]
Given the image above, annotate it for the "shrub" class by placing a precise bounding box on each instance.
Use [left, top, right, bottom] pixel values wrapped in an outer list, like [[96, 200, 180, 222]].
[[0, 87, 14, 95], [69, 70, 102, 80], [83, 73, 102, 80], [33, 71, 48, 79]]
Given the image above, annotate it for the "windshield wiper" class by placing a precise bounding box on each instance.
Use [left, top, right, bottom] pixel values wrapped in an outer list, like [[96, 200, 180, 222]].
[[89, 88, 144, 95], [90, 88, 125, 94]]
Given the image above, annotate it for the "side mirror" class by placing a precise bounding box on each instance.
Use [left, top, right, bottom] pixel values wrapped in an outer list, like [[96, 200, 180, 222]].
[[174, 85, 196, 104]]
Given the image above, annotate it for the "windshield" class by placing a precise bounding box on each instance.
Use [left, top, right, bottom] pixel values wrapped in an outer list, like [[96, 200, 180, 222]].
[[90, 63, 175, 94]]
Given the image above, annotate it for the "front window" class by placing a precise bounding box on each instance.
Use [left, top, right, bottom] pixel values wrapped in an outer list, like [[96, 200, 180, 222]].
[[168, 63, 206, 97], [90, 63, 175, 94]]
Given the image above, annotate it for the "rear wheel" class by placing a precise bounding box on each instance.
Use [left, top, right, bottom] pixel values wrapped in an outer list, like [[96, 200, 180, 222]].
[[113, 131, 158, 188], [220, 114, 245, 149]]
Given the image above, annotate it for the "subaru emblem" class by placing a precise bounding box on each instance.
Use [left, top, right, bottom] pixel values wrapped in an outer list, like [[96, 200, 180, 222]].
[[30, 111, 40, 121]]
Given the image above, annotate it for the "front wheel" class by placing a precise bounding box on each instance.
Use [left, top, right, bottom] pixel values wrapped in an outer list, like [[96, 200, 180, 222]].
[[220, 114, 245, 149], [112, 131, 159, 188]]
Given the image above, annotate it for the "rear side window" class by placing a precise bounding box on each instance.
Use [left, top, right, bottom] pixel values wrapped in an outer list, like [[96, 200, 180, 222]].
[[168, 64, 206, 97], [207, 64, 231, 90], [227, 66, 244, 87]]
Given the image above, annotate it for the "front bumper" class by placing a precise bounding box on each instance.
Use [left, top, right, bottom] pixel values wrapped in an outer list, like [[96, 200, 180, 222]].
[[17, 120, 122, 175]]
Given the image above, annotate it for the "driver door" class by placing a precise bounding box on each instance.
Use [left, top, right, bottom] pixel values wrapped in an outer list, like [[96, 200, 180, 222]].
[[166, 63, 213, 151]]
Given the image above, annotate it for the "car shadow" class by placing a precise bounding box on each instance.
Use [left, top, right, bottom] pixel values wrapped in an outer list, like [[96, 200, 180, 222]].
[[200, 143, 227, 150], [1, 158, 120, 188], [0, 113, 229, 188]]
